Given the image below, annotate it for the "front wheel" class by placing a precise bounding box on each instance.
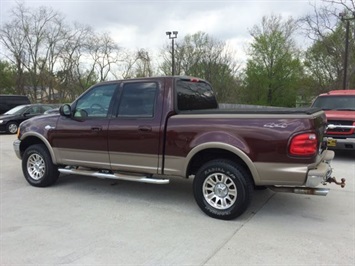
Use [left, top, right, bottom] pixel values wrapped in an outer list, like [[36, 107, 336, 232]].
[[22, 144, 59, 187], [6, 122, 18, 134], [193, 159, 253, 220]]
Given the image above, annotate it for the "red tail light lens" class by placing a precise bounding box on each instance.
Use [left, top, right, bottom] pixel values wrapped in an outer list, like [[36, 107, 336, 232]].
[[289, 133, 317, 156]]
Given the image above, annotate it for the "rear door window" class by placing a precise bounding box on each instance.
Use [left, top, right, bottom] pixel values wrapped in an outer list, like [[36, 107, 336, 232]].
[[117, 82, 157, 117]]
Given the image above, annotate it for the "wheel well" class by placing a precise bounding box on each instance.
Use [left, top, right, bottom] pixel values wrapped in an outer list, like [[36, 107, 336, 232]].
[[6, 121, 17, 125], [186, 148, 254, 185], [19, 136, 46, 158]]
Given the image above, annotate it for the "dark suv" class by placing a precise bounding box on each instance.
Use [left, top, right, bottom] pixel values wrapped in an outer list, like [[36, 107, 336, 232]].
[[0, 104, 57, 134], [0, 95, 30, 114]]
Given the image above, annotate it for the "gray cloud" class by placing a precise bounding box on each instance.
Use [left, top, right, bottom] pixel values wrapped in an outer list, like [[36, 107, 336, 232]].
[[1, 0, 320, 62]]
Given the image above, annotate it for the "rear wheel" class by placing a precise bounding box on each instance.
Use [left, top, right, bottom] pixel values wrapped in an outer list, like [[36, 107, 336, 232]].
[[6, 122, 18, 134], [193, 159, 253, 220], [22, 144, 59, 187]]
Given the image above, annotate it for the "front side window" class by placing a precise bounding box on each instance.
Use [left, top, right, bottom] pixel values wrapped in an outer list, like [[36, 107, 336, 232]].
[[117, 82, 157, 117], [74, 84, 117, 118]]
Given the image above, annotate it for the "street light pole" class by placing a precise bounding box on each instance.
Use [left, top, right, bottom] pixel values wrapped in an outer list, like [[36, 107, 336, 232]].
[[166, 31, 178, 76], [340, 12, 355, 90]]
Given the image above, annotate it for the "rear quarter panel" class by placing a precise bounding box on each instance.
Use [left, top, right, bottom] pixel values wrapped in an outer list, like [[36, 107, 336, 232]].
[[164, 111, 326, 185]]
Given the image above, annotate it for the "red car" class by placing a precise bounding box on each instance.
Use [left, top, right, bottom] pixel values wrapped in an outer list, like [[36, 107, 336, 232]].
[[312, 90, 355, 150]]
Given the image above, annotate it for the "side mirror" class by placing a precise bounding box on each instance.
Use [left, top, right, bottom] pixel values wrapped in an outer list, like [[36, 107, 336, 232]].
[[59, 104, 71, 117]]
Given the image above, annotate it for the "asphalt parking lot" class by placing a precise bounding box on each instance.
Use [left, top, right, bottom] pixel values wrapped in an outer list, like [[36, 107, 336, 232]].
[[1, 133, 354, 265]]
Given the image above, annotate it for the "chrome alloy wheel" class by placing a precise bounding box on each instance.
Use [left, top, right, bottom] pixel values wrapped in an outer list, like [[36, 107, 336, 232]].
[[8, 123, 18, 134], [202, 172, 237, 210], [27, 153, 46, 180]]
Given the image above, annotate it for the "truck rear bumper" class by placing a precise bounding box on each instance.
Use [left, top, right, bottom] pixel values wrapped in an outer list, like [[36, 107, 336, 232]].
[[269, 150, 345, 195], [269, 150, 337, 196], [305, 150, 334, 187], [254, 150, 334, 186]]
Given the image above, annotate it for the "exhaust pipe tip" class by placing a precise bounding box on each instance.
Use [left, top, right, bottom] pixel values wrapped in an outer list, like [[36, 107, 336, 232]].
[[294, 188, 329, 196], [269, 186, 329, 196]]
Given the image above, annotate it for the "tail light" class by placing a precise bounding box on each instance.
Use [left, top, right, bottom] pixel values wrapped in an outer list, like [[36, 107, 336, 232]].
[[289, 133, 318, 156]]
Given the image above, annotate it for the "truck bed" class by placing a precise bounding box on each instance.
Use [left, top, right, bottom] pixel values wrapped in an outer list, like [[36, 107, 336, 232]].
[[179, 107, 322, 115]]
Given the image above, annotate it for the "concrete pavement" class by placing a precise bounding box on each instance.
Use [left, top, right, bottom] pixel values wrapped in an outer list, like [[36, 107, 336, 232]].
[[1, 134, 354, 265]]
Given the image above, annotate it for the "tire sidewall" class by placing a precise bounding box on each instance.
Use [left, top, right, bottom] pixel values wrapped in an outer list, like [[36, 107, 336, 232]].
[[6, 122, 18, 134], [193, 161, 251, 220], [22, 144, 58, 187]]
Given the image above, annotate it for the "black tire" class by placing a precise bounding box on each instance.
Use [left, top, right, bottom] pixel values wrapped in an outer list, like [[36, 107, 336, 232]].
[[193, 159, 253, 220], [254, 185, 268, 190], [22, 144, 59, 187], [6, 122, 18, 134]]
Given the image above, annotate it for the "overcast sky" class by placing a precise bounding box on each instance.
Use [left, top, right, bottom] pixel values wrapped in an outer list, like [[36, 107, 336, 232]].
[[1, 0, 324, 63]]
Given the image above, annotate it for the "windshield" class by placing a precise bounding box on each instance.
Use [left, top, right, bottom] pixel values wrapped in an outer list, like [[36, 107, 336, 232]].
[[4, 105, 27, 115], [312, 95, 355, 111]]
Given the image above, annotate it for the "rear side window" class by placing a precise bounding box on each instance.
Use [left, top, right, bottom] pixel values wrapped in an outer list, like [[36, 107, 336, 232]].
[[27, 106, 42, 114], [42, 105, 54, 112], [176, 79, 218, 111], [117, 82, 157, 117]]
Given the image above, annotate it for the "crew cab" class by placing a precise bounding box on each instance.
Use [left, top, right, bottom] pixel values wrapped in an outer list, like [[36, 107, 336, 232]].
[[311, 90, 355, 150], [13, 76, 345, 220]]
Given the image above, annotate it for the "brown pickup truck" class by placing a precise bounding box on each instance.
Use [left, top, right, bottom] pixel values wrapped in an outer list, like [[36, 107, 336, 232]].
[[13, 76, 345, 220]]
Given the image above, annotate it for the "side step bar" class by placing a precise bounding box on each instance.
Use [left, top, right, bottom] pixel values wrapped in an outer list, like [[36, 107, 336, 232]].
[[58, 168, 170, 184]]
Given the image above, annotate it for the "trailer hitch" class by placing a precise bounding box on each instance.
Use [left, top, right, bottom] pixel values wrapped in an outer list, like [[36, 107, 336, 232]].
[[326, 177, 346, 188]]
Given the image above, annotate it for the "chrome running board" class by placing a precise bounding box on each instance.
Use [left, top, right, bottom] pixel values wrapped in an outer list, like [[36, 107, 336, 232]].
[[58, 168, 170, 184]]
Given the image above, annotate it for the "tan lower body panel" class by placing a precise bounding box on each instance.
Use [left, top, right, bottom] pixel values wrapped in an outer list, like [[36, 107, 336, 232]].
[[109, 152, 160, 174], [164, 155, 308, 185], [54, 148, 308, 185], [253, 162, 307, 186], [54, 148, 160, 174], [163, 155, 186, 176], [54, 148, 111, 169]]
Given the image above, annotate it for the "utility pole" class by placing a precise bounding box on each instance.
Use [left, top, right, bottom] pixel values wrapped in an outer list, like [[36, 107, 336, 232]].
[[339, 12, 355, 90]]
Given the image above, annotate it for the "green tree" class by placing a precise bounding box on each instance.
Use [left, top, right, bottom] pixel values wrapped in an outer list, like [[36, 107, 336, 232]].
[[0, 61, 16, 94], [300, 1, 355, 92], [160, 32, 241, 102], [0, 3, 121, 102], [243, 15, 303, 107], [303, 25, 346, 93]]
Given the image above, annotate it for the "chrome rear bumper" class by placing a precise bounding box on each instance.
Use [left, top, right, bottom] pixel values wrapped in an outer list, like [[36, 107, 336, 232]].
[[305, 150, 334, 188]]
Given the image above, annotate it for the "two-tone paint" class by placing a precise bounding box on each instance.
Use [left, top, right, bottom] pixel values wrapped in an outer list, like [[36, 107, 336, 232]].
[[14, 76, 329, 188]]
